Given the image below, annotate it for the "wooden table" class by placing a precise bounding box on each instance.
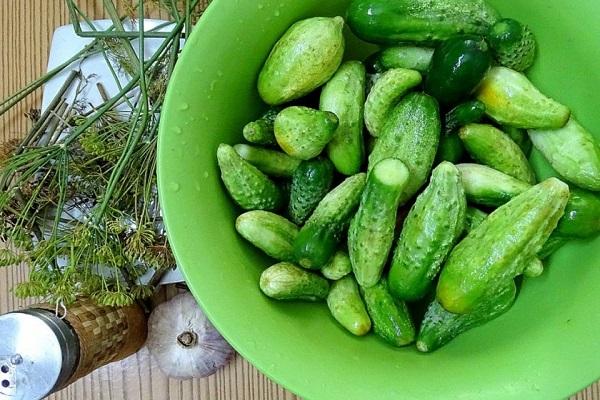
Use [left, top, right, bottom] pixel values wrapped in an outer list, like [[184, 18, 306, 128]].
[[0, 2, 597, 399]]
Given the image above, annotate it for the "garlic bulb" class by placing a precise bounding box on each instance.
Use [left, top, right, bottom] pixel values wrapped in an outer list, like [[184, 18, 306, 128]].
[[146, 291, 234, 379]]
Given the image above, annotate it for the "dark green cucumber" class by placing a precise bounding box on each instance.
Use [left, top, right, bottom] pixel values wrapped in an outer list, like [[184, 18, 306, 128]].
[[294, 173, 367, 269], [217, 144, 283, 211], [435, 134, 465, 164], [488, 18, 536, 72], [417, 280, 516, 352], [327, 276, 371, 336], [288, 158, 335, 225], [555, 188, 600, 238], [348, 158, 410, 287], [456, 163, 531, 207], [346, 0, 500, 44], [538, 234, 569, 260], [368, 92, 441, 205], [425, 36, 492, 106], [361, 279, 415, 347], [389, 162, 466, 301], [444, 100, 486, 135], [242, 108, 279, 145], [234, 144, 301, 178], [320, 61, 366, 175], [236, 211, 299, 261], [366, 46, 434, 73], [464, 206, 488, 233], [260, 262, 329, 301], [502, 125, 532, 156]]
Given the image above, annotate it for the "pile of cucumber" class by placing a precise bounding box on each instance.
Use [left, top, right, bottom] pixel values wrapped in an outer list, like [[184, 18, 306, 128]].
[[216, 0, 600, 352]]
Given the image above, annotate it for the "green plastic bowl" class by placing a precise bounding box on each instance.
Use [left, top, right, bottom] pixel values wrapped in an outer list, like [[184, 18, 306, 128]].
[[158, 1, 600, 399]]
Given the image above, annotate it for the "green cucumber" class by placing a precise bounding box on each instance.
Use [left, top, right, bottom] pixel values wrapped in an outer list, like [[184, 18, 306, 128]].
[[502, 125, 532, 156], [236, 211, 299, 261], [476, 67, 570, 129], [258, 17, 345, 105], [346, 0, 500, 44], [417, 281, 516, 352], [437, 177, 570, 314], [274, 106, 339, 160], [367, 46, 434, 73], [538, 234, 569, 260], [459, 124, 536, 184], [555, 188, 600, 238], [361, 279, 415, 347], [523, 258, 544, 278], [435, 134, 465, 164], [260, 262, 329, 301], [488, 18, 536, 72], [425, 36, 492, 106], [288, 158, 335, 225], [529, 118, 600, 191], [321, 250, 352, 280], [234, 144, 301, 178], [389, 162, 466, 301], [368, 92, 441, 205], [464, 206, 488, 233], [327, 276, 372, 336], [364, 68, 423, 137], [348, 158, 410, 287], [294, 173, 367, 269], [217, 144, 283, 211], [444, 100, 486, 135], [456, 163, 531, 207], [320, 61, 366, 175], [243, 108, 279, 145]]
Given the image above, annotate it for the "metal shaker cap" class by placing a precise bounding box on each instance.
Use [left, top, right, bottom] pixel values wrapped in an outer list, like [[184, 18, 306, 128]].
[[0, 310, 79, 400]]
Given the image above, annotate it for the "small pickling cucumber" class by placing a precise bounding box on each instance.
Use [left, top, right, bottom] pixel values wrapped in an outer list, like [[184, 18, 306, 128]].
[[459, 124, 536, 184], [364, 68, 423, 137], [488, 18, 536, 72], [366, 46, 434, 73], [294, 173, 367, 270], [538, 234, 569, 260], [288, 157, 335, 225], [435, 134, 465, 165], [425, 36, 492, 106], [463, 206, 488, 233], [236, 211, 298, 261], [437, 177, 570, 314], [444, 100, 486, 135], [258, 17, 345, 105], [320, 61, 366, 175], [555, 188, 600, 238], [243, 108, 279, 145], [502, 125, 532, 156], [368, 92, 441, 205], [327, 275, 371, 336], [456, 163, 531, 207], [348, 158, 410, 287], [346, 0, 500, 44], [476, 67, 570, 129], [523, 258, 544, 278], [417, 280, 516, 352], [234, 144, 301, 178], [260, 262, 329, 301], [389, 162, 466, 301], [529, 118, 600, 191], [361, 279, 415, 347], [217, 144, 283, 211], [274, 106, 339, 160], [321, 249, 352, 280]]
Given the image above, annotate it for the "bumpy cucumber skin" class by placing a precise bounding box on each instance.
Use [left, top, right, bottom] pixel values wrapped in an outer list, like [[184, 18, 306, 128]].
[[364, 68, 422, 137], [456, 163, 531, 207], [389, 162, 466, 301], [236, 211, 299, 261], [417, 281, 516, 352], [529, 118, 600, 191], [376, 46, 434, 72], [476, 67, 570, 129], [293, 173, 367, 270], [274, 106, 339, 160], [444, 100, 486, 135], [437, 177, 570, 314], [258, 17, 345, 105], [368, 92, 441, 205], [463, 206, 488, 233], [348, 159, 410, 288], [234, 144, 301, 178], [327, 276, 372, 336], [346, 0, 500, 44], [459, 123, 536, 184], [320, 61, 367, 176], [488, 18, 536, 72], [217, 144, 283, 211], [288, 158, 335, 225], [242, 108, 279, 145], [260, 262, 329, 301], [321, 250, 353, 280], [555, 188, 600, 238], [361, 279, 415, 346]]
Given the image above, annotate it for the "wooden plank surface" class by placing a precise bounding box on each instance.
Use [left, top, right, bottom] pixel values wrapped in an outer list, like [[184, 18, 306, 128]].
[[0, 1, 597, 400]]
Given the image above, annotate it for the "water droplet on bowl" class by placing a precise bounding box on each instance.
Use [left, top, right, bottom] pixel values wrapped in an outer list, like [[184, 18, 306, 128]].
[[274, 10, 280, 17], [203, 171, 209, 178], [169, 182, 181, 192], [173, 126, 183, 135], [217, 70, 224, 77], [179, 103, 189, 111], [258, 3, 264, 9]]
